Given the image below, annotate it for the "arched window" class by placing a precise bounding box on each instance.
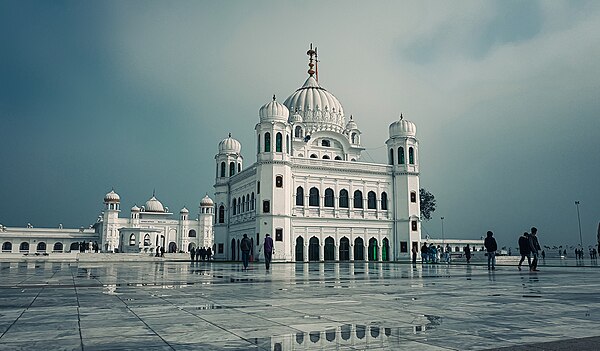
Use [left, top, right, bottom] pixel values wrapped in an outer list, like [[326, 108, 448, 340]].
[[220, 162, 226, 177], [294, 126, 303, 138], [2, 242, 12, 251], [410, 191, 417, 203], [232, 198, 237, 215], [351, 133, 357, 144], [398, 147, 405, 164], [334, 156, 342, 160], [263, 200, 270, 213], [257, 133, 261, 153], [229, 162, 235, 176], [242, 195, 246, 212], [389, 148, 394, 165], [129, 234, 136, 246], [322, 155, 330, 159], [409, 147, 414, 164], [189, 229, 196, 237], [322, 140, 330, 147], [237, 197, 241, 214], [309, 187, 319, 207], [286, 135, 290, 154], [218, 206, 225, 223], [339, 189, 349, 208], [276, 132, 283, 152], [324, 188, 334, 207], [143, 234, 150, 246], [276, 176, 283, 188], [238, 163, 241, 172], [36, 242, 46, 252], [264, 132, 271, 152], [20, 242, 29, 251], [381, 192, 388, 210], [411, 220, 418, 231], [354, 190, 363, 208], [310, 154, 318, 158], [367, 191, 377, 209], [296, 186, 304, 206], [53, 242, 63, 252], [251, 193, 255, 210]]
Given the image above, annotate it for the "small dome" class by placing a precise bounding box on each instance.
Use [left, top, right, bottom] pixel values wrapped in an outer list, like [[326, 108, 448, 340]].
[[259, 96, 289, 122], [145, 195, 165, 213], [104, 190, 120, 203], [289, 112, 303, 124], [345, 116, 358, 130], [180, 207, 189, 214], [131, 205, 140, 212], [218, 134, 242, 154], [200, 195, 214, 207], [389, 115, 416, 138]]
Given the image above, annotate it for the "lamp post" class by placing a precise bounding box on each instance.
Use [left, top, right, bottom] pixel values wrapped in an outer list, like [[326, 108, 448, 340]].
[[441, 217, 445, 245], [575, 201, 583, 248]]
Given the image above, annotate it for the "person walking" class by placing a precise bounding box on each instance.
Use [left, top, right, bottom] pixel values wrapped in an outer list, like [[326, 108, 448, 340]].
[[189, 247, 195, 263], [484, 231, 498, 270], [464, 244, 472, 264], [411, 244, 418, 264], [529, 227, 541, 271], [263, 234, 274, 270], [206, 247, 212, 261], [240, 234, 252, 270], [517, 232, 531, 271], [421, 243, 429, 263]]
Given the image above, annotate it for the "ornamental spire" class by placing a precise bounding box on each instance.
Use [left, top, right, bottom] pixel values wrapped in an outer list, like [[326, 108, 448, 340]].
[[307, 43, 316, 77]]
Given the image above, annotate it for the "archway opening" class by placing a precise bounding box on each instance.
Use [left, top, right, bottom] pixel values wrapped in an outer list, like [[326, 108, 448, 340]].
[[368, 238, 378, 261], [295, 237, 304, 262], [339, 237, 350, 261], [308, 237, 319, 261], [354, 238, 364, 260], [324, 237, 335, 261]]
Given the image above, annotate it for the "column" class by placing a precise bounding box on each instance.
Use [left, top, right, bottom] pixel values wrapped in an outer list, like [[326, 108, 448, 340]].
[[319, 243, 324, 262], [350, 244, 355, 261], [334, 244, 339, 261], [304, 242, 309, 262], [377, 243, 383, 261]]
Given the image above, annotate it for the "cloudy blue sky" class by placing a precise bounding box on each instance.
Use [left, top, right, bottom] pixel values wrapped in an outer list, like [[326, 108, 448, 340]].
[[1, 0, 598, 248]]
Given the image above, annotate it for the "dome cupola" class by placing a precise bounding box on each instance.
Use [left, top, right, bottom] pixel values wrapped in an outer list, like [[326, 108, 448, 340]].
[[180, 207, 189, 214], [218, 133, 242, 154], [345, 115, 358, 130], [259, 95, 289, 122], [131, 205, 140, 212], [104, 189, 120, 203], [389, 114, 416, 138], [144, 193, 165, 213], [289, 112, 303, 124], [200, 194, 214, 207]]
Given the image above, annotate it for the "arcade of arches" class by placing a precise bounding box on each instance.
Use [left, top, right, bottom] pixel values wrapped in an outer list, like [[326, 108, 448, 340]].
[[295, 236, 390, 262]]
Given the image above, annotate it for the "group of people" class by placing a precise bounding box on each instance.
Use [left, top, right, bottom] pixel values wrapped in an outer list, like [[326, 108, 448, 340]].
[[154, 245, 165, 257], [417, 243, 453, 264], [516, 227, 542, 271], [189, 246, 212, 262], [574, 248, 598, 260], [78, 241, 99, 253]]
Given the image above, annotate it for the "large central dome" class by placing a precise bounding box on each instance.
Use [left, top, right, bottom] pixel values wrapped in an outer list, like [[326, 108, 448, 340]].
[[283, 47, 346, 134]]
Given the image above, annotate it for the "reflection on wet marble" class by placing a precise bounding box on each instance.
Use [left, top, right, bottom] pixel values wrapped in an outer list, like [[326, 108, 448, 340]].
[[1, 260, 600, 350]]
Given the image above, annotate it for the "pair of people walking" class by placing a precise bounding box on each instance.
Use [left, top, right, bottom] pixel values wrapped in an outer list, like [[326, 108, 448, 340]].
[[240, 233, 274, 270], [517, 227, 541, 271]]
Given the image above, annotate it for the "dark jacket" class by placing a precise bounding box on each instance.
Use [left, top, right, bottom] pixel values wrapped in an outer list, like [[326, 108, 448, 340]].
[[264, 236, 274, 253], [240, 237, 251, 252], [529, 235, 541, 253], [484, 236, 498, 252], [518, 235, 531, 255]]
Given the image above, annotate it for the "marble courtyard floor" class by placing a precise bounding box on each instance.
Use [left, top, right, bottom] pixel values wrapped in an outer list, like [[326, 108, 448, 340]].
[[1, 259, 600, 350]]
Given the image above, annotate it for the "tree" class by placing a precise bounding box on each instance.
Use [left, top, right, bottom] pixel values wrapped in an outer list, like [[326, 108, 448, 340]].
[[419, 188, 436, 221]]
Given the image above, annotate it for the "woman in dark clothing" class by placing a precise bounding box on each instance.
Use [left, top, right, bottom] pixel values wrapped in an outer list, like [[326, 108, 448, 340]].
[[517, 232, 531, 271]]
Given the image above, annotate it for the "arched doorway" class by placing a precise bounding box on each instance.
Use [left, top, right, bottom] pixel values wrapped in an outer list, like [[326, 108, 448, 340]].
[[324, 237, 335, 261], [339, 237, 350, 261], [382, 238, 390, 261], [354, 237, 364, 260], [308, 237, 320, 261], [231, 239, 236, 261], [188, 242, 196, 252], [70, 242, 79, 251], [168, 242, 177, 253], [368, 238, 378, 261], [295, 237, 304, 261]]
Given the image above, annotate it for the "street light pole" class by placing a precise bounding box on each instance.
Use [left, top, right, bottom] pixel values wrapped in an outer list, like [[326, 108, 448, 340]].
[[441, 217, 445, 245], [575, 201, 583, 248]]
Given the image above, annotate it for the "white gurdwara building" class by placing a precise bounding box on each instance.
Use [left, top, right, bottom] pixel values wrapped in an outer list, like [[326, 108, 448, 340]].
[[212, 48, 421, 262]]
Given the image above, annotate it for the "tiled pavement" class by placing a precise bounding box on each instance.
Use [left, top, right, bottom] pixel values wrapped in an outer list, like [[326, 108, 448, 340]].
[[1, 259, 600, 350]]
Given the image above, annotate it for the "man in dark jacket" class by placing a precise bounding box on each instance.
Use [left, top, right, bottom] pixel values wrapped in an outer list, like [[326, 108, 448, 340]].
[[529, 227, 541, 271], [263, 234, 274, 270], [517, 232, 531, 271], [484, 231, 498, 270], [240, 234, 252, 270]]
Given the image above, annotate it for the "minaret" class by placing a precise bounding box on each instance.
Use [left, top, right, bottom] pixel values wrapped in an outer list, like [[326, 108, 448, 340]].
[[102, 189, 121, 252], [199, 195, 215, 249], [386, 114, 421, 260], [213, 134, 242, 259], [255, 94, 293, 261]]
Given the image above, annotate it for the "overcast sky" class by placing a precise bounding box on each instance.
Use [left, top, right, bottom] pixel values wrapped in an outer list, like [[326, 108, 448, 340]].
[[1, 0, 599, 248]]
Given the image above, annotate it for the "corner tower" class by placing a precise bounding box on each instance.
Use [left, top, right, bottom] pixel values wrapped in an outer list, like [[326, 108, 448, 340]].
[[386, 115, 421, 260]]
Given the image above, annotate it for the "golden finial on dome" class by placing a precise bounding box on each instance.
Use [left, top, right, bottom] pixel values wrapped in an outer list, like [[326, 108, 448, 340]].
[[307, 43, 316, 77]]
